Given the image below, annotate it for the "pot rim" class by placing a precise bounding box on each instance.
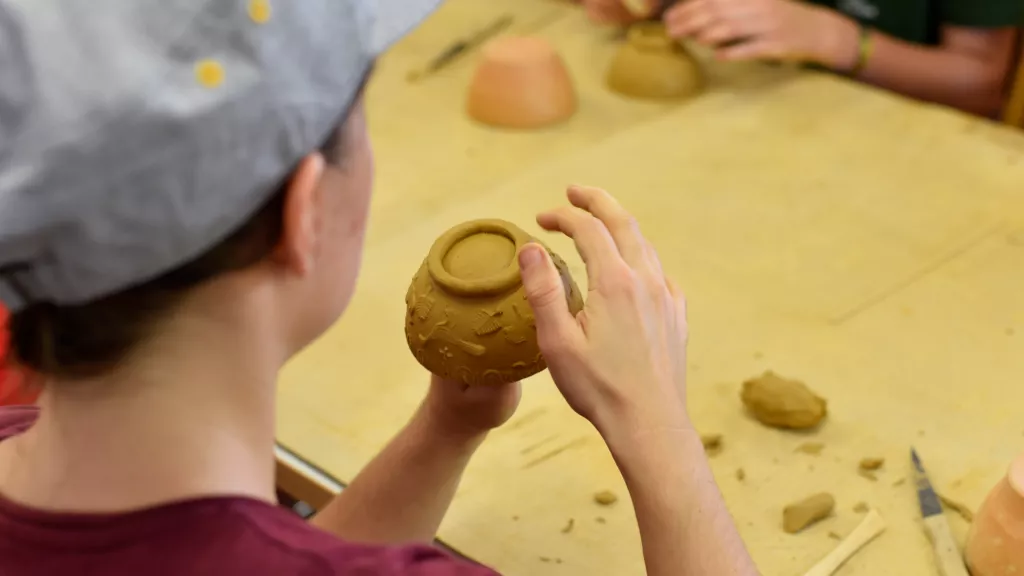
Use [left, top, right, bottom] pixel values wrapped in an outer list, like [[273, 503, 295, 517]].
[[427, 219, 530, 297], [627, 22, 674, 51]]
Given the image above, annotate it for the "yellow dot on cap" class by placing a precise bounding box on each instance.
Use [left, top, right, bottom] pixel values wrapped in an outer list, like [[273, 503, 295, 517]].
[[195, 59, 225, 88], [248, 0, 271, 24]]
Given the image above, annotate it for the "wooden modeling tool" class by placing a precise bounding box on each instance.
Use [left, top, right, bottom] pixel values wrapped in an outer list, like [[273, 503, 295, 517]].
[[912, 449, 971, 576], [406, 15, 514, 82], [802, 510, 886, 576]]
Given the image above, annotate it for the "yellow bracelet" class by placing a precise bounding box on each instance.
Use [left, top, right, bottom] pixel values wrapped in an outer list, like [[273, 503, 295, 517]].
[[850, 25, 874, 75]]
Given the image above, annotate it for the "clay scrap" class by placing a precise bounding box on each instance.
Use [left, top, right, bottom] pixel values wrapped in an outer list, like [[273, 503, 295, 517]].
[[860, 457, 885, 471], [783, 493, 835, 534], [795, 442, 825, 456], [939, 494, 974, 523], [701, 434, 724, 457], [853, 502, 869, 514], [594, 490, 619, 506], [741, 371, 828, 430]]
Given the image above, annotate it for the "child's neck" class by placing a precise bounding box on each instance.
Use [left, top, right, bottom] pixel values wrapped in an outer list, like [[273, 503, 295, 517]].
[[0, 296, 286, 513]]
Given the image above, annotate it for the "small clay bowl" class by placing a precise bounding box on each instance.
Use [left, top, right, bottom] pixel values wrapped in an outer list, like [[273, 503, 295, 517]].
[[467, 36, 577, 129], [965, 453, 1024, 575], [404, 219, 584, 385], [606, 21, 703, 100]]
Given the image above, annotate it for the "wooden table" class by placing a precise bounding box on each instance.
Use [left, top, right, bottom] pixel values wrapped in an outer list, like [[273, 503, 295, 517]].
[[276, 1, 1024, 573]]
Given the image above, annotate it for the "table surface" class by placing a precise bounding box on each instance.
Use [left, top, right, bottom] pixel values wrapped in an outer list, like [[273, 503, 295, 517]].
[[276, 1, 1024, 574]]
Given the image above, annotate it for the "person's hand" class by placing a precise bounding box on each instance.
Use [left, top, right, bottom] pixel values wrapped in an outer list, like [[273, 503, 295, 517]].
[[420, 374, 522, 440], [518, 185, 690, 439], [664, 0, 859, 70], [582, 0, 652, 25]]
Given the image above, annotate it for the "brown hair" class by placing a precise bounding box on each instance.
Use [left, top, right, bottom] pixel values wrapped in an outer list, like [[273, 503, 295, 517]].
[[6, 108, 356, 381]]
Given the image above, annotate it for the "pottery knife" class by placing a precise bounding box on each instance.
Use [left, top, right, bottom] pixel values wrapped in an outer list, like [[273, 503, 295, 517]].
[[912, 449, 970, 576], [406, 15, 514, 82]]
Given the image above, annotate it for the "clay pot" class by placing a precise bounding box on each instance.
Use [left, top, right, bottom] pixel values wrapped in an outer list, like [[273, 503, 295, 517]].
[[467, 36, 577, 129], [606, 22, 703, 100], [404, 219, 584, 385], [965, 453, 1024, 575]]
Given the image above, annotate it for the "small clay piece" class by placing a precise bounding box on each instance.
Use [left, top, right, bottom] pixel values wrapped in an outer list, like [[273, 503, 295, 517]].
[[796, 442, 825, 456], [783, 493, 835, 534], [595, 516, 606, 524], [736, 468, 746, 481], [405, 219, 584, 385], [892, 477, 906, 487], [701, 434, 723, 457], [594, 490, 618, 506], [741, 371, 828, 430], [858, 469, 878, 482], [939, 494, 975, 523], [561, 518, 575, 533], [606, 22, 703, 100], [828, 531, 842, 541], [853, 502, 869, 514], [467, 36, 576, 129], [860, 457, 885, 471]]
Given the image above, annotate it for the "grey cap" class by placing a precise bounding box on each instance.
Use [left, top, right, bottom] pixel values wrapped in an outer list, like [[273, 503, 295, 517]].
[[0, 0, 441, 312]]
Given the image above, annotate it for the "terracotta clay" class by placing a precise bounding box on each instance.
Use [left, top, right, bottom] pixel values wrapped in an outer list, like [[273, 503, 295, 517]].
[[606, 22, 703, 100], [405, 219, 584, 386], [467, 36, 577, 129], [741, 371, 828, 430], [783, 493, 835, 534], [965, 454, 1024, 575]]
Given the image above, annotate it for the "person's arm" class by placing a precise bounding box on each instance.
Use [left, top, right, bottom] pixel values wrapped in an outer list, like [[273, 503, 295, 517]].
[[825, 18, 1017, 118], [519, 185, 758, 575], [605, 426, 758, 575], [311, 376, 520, 544], [664, 0, 1018, 117]]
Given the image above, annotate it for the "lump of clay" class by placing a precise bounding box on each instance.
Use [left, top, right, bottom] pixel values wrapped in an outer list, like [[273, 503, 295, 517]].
[[467, 36, 577, 129], [859, 457, 885, 471], [620, 0, 656, 17], [741, 371, 827, 430], [606, 22, 703, 100], [965, 453, 1024, 575], [783, 493, 835, 534], [405, 219, 584, 385]]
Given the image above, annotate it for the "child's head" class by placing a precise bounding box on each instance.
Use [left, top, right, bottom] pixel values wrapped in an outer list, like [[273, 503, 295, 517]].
[[0, 0, 438, 381]]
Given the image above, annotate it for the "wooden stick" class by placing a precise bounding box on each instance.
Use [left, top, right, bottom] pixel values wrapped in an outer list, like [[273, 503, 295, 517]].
[[802, 510, 887, 576]]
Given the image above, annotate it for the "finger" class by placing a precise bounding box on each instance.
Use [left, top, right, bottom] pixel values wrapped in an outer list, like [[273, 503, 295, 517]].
[[716, 38, 786, 61], [664, 0, 714, 37], [566, 185, 649, 270], [644, 241, 665, 279], [518, 244, 583, 353], [536, 205, 621, 281]]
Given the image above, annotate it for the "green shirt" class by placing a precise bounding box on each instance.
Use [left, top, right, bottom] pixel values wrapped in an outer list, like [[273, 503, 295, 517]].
[[807, 0, 1024, 45]]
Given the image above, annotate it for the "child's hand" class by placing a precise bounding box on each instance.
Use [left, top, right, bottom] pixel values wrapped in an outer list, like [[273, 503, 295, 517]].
[[421, 375, 521, 439], [665, 0, 859, 69], [519, 185, 690, 440]]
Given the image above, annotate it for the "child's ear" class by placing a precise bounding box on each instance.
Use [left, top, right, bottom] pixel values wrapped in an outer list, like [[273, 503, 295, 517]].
[[274, 153, 325, 275]]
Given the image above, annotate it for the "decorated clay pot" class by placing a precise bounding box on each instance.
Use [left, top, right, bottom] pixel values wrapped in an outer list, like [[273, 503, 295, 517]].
[[467, 36, 577, 129], [965, 453, 1024, 575], [404, 219, 584, 385], [606, 22, 703, 100]]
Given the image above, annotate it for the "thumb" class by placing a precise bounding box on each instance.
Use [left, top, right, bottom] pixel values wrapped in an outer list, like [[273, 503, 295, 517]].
[[519, 244, 578, 346]]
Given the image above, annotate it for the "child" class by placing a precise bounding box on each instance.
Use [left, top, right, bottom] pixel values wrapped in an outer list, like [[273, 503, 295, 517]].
[[0, 1, 756, 574], [585, 0, 1021, 117]]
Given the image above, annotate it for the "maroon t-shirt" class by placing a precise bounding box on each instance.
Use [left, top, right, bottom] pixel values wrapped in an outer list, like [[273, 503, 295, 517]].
[[0, 407, 497, 576]]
